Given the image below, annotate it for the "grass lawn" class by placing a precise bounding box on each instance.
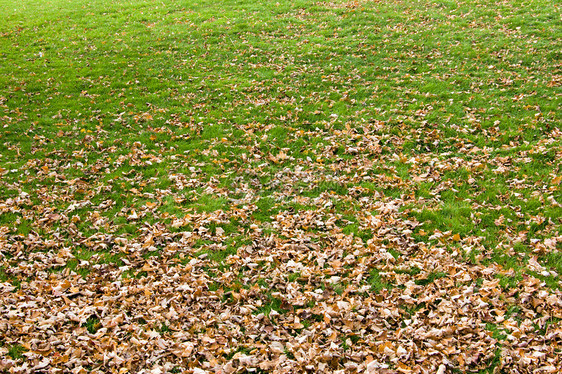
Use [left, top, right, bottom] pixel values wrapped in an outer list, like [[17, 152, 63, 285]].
[[0, 0, 561, 372]]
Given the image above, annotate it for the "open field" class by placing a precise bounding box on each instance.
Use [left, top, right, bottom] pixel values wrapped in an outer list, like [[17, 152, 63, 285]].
[[0, 0, 561, 372]]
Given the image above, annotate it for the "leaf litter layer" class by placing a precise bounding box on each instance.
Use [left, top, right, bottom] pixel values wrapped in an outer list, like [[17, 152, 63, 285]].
[[0, 0, 561, 372]]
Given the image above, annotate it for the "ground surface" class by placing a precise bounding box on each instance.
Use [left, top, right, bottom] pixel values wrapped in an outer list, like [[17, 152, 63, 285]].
[[0, 0, 561, 372]]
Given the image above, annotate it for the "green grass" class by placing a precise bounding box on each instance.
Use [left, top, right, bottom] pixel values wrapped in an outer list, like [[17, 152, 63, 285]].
[[368, 268, 393, 293], [7, 344, 28, 360], [254, 295, 283, 317], [0, 0, 560, 371], [83, 316, 102, 334], [415, 271, 447, 286]]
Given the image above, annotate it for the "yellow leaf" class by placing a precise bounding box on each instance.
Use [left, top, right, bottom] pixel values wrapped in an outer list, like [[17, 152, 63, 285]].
[[397, 362, 412, 373], [452, 233, 461, 242], [378, 341, 393, 353], [142, 263, 153, 272]]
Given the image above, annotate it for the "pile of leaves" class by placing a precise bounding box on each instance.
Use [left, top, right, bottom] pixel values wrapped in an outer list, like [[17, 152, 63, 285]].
[[0, 0, 561, 372]]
